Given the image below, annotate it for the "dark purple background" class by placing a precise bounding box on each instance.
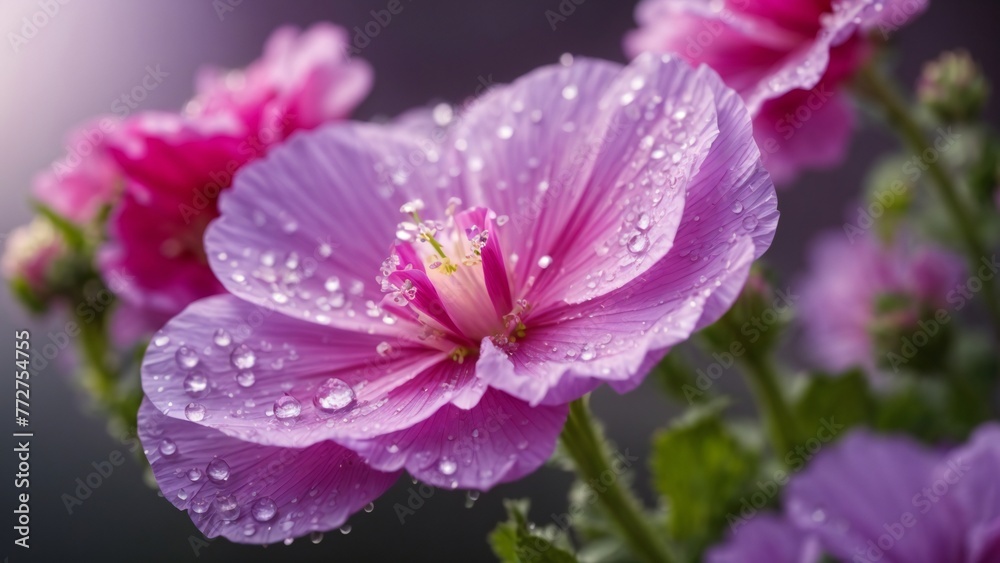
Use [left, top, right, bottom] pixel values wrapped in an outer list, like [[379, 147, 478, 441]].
[[1, 0, 998, 561]]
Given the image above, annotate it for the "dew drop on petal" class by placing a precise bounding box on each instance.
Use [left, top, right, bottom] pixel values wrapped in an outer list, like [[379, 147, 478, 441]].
[[364, 502, 375, 513], [561, 85, 578, 100], [252, 497, 277, 522], [230, 344, 256, 369], [273, 394, 302, 419], [313, 378, 356, 412], [175, 346, 199, 369], [183, 372, 208, 397], [537, 255, 553, 269], [214, 494, 240, 521], [310, 532, 324, 544], [627, 232, 648, 254], [184, 403, 206, 422], [187, 468, 203, 482], [340, 525, 352, 535], [158, 438, 177, 456], [213, 329, 232, 347], [438, 458, 458, 475], [207, 458, 230, 482], [742, 214, 759, 231], [235, 370, 256, 388], [731, 201, 744, 214], [191, 497, 210, 514]]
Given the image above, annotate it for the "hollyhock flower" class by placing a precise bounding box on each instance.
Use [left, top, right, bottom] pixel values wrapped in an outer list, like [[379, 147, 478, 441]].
[[138, 54, 778, 543], [625, 0, 928, 183], [707, 424, 1000, 562], [33, 119, 122, 224], [798, 231, 963, 375], [190, 22, 373, 141], [100, 23, 373, 322]]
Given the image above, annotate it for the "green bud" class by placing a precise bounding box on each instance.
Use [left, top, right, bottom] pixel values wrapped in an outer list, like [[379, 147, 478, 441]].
[[917, 50, 989, 123]]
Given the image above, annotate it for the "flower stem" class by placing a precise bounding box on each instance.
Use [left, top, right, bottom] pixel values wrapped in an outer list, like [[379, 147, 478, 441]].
[[560, 398, 675, 563], [855, 63, 1000, 337], [738, 349, 800, 459]]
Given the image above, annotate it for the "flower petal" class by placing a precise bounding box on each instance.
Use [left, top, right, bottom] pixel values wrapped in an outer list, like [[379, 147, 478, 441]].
[[142, 294, 487, 447], [205, 122, 456, 333], [341, 388, 566, 490], [139, 399, 399, 544], [706, 514, 823, 563]]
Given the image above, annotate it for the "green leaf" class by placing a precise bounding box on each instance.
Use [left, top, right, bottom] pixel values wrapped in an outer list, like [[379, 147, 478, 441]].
[[650, 407, 758, 552], [488, 499, 578, 563], [792, 370, 875, 439]]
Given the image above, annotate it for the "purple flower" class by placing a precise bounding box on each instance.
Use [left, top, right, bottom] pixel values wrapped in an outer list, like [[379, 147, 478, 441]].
[[139, 54, 778, 543], [798, 231, 964, 375], [708, 424, 1000, 562], [624, 0, 928, 183]]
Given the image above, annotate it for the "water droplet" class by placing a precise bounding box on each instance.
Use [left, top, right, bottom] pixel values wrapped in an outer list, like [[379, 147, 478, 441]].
[[175, 346, 199, 369], [314, 378, 356, 412], [184, 403, 206, 422], [438, 458, 458, 475], [153, 335, 170, 347], [214, 494, 240, 520], [273, 394, 302, 419], [183, 372, 208, 397], [252, 497, 277, 522], [187, 468, 203, 482], [230, 344, 256, 369], [324, 276, 341, 292], [537, 255, 553, 269], [561, 85, 578, 100], [235, 370, 256, 388], [731, 201, 744, 214], [191, 497, 210, 514], [207, 458, 230, 482], [465, 490, 480, 508], [636, 212, 651, 231], [177, 488, 189, 501], [497, 125, 513, 139], [158, 438, 177, 456], [627, 232, 648, 254], [364, 502, 375, 513], [243, 524, 256, 537], [376, 342, 392, 357], [310, 531, 324, 544], [742, 214, 759, 231], [283, 537, 293, 546], [213, 329, 232, 347]]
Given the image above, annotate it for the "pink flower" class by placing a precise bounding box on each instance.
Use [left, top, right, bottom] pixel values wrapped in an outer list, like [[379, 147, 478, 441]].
[[625, 0, 928, 183], [1, 218, 65, 289], [190, 22, 373, 141], [798, 231, 964, 375], [33, 119, 122, 224], [100, 24, 373, 322], [138, 54, 778, 544]]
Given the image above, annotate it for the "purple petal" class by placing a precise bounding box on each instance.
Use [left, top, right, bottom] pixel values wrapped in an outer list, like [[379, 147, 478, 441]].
[[342, 388, 567, 490], [205, 122, 456, 332], [139, 399, 399, 544], [142, 294, 489, 447], [785, 431, 966, 562], [706, 514, 822, 563], [941, 424, 1000, 562]]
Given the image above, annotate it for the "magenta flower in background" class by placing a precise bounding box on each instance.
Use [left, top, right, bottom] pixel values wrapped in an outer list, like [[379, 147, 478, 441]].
[[707, 424, 1000, 562], [100, 23, 373, 324], [32, 119, 122, 224], [625, 0, 928, 183], [138, 53, 778, 543], [798, 231, 964, 375]]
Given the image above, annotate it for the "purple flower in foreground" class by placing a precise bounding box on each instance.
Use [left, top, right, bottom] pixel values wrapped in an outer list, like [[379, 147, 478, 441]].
[[708, 424, 1000, 563], [138, 53, 778, 543], [798, 231, 964, 375]]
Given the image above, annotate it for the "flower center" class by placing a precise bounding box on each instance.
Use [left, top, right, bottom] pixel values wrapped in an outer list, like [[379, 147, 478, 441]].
[[377, 199, 527, 359]]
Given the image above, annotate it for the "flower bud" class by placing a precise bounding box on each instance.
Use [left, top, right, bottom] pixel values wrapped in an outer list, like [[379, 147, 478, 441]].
[[917, 50, 989, 123], [2, 218, 66, 311]]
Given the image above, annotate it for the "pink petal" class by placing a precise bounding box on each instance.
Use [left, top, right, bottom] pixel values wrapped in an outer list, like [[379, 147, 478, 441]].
[[453, 55, 723, 308], [342, 388, 567, 490], [205, 122, 456, 333], [139, 399, 399, 544], [142, 294, 487, 447]]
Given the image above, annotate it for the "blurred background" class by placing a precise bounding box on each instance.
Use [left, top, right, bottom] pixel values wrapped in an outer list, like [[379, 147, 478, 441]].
[[1, 0, 998, 561]]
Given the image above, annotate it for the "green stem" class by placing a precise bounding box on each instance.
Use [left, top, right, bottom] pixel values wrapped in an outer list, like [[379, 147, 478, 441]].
[[739, 351, 800, 459], [855, 63, 1000, 337], [560, 398, 675, 563]]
